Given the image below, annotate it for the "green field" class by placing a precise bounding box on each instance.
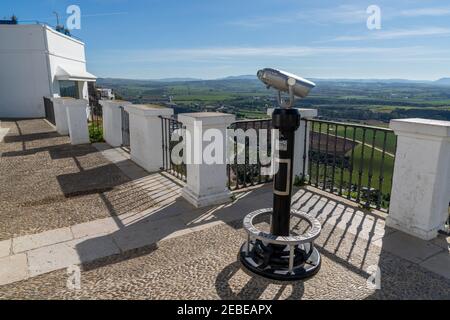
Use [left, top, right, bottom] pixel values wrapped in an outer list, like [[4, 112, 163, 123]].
[[308, 122, 395, 209], [97, 77, 450, 123], [314, 122, 397, 154]]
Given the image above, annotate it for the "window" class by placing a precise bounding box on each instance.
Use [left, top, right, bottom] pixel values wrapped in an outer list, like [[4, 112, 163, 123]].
[[59, 81, 79, 99]]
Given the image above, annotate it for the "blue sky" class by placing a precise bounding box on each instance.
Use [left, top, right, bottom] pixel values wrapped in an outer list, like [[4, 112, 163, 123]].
[[2, 0, 450, 80]]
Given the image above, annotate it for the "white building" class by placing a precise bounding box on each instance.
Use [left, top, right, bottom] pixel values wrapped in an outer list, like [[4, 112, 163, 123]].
[[97, 88, 115, 100], [0, 24, 96, 118]]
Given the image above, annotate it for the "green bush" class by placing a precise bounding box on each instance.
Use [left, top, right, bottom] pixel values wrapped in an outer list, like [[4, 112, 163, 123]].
[[88, 123, 104, 143]]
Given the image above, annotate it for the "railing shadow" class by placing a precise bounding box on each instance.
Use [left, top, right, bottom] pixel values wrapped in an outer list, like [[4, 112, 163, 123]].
[[0, 119, 100, 159], [74, 183, 273, 273], [362, 230, 450, 300], [2, 142, 99, 159], [2, 131, 61, 143], [66, 165, 450, 299], [57, 163, 130, 198], [70, 175, 392, 300]]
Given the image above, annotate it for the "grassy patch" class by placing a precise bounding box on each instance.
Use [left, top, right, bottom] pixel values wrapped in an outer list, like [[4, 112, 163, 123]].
[[314, 123, 397, 154], [88, 123, 104, 143], [309, 144, 394, 209]]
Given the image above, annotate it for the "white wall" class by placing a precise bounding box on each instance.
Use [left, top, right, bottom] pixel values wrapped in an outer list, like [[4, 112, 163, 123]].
[[45, 27, 89, 100], [0, 25, 51, 118], [0, 24, 90, 118]]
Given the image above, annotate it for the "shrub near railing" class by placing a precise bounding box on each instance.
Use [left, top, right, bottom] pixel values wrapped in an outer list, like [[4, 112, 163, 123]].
[[88, 101, 104, 143]]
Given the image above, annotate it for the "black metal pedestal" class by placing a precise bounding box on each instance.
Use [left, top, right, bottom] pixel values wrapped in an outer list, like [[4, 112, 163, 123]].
[[239, 241, 321, 281], [239, 108, 322, 281]]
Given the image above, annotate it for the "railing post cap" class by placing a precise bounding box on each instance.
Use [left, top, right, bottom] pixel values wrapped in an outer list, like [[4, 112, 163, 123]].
[[99, 100, 132, 108], [50, 98, 88, 108], [124, 104, 174, 117], [178, 112, 235, 127], [390, 118, 450, 138]]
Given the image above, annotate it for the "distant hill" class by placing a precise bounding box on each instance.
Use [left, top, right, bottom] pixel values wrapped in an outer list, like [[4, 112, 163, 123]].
[[311, 78, 432, 84], [97, 76, 447, 87], [435, 78, 450, 85], [220, 75, 257, 80], [156, 77, 203, 82]]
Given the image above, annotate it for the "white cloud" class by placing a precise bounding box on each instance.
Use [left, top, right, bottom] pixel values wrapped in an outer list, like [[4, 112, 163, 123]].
[[400, 7, 450, 17], [329, 27, 450, 42], [228, 5, 368, 28], [95, 45, 446, 64], [228, 5, 450, 29]]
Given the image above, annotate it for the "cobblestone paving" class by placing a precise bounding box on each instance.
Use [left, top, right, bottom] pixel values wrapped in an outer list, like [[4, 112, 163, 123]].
[[1, 220, 448, 300], [0, 120, 157, 240]]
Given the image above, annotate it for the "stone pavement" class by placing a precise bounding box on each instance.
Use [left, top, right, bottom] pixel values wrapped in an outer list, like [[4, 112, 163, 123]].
[[0, 119, 159, 241], [0, 218, 449, 300], [0, 119, 449, 299]]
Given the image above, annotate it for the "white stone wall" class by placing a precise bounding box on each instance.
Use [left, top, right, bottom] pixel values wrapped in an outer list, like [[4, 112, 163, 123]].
[[100, 100, 132, 147], [388, 118, 450, 240], [0, 24, 92, 118], [125, 105, 174, 172], [179, 112, 235, 208], [0, 25, 51, 118]]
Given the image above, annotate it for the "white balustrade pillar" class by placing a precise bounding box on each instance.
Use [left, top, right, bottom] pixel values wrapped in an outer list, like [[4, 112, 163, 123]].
[[65, 99, 90, 145], [387, 118, 450, 240], [50, 97, 69, 135], [99, 100, 132, 147], [178, 112, 235, 208], [125, 105, 174, 172], [267, 108, 318, 181]]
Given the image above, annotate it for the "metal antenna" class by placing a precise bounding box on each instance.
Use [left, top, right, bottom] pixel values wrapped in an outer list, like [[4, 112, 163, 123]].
[[53, 11, 60, 26]]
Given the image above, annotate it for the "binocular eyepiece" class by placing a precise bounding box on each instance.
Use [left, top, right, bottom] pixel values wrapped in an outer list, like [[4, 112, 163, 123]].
[[257, 68, 316, 99]]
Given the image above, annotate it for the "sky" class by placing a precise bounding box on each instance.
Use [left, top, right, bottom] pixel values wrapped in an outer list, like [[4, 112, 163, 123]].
[[1, 0, 450, 80]]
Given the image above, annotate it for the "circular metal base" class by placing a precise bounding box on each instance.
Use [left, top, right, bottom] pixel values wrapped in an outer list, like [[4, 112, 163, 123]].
[[239, 208, 322, 281], [239, 242, 321, 281]]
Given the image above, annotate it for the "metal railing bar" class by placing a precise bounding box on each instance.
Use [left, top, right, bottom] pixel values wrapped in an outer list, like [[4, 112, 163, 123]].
[[339, 125, 347, 196], [315, 122, 322, 188], [302, 119, 308, 180], [322, 123, 330, 191], [347, 126, 357, 201], [356, 128, 367, 203], [311, 119, 393, 132], [331, 123, 338, 193], [377, 130, 388, 209], [365, 129, 377, 208]]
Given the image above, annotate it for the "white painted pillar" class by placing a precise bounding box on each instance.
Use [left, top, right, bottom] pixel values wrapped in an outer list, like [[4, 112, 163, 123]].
[[267, 108, 318, 181], [387, 118, 450, 240], [99, 100, 132, 147], [50, 97, 69, 135], [178, 112, 235, 208], [65, 99, 90, 145], [125, 105, 174, 172]]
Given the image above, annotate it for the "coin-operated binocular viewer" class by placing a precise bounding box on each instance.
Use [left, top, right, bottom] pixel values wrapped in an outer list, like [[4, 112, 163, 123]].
[[239, 68, 322, 280]]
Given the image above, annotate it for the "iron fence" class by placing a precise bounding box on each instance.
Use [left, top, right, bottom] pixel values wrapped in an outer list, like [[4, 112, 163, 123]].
[[227, 119, 273, 191], [443, 204, 450, 235], [157, 113, 399, 212], [302, 119, 396, 211], [160, 116, 186, 182], [88, 83, 103, 143], [43, 97, 55, 125], [120, 107, 130, 147]]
